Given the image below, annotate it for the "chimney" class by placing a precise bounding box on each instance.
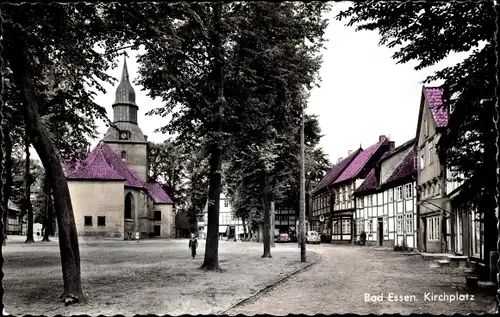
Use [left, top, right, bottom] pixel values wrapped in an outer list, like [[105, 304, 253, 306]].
[[379, 135, 386, 142], [347, 150, 353, 156], [144, 135, 148, 141], [337, 157, 343, 164], [389, 141, 395, 151]]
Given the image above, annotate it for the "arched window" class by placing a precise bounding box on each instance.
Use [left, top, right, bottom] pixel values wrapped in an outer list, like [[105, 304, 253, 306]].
[[125, 192, 134, 219], [121, 151, 127, 160]]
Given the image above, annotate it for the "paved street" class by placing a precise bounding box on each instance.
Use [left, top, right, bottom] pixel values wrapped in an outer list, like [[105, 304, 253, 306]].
[[226, 244, 496, 315]]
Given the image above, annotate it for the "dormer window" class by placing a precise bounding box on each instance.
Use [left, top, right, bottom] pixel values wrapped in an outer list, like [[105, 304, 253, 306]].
[[121, 151, 127, 161]]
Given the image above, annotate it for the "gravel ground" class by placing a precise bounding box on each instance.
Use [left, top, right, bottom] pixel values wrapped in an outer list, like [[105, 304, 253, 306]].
[[2, 236, 318, 316], [227, 244, 497, 315]]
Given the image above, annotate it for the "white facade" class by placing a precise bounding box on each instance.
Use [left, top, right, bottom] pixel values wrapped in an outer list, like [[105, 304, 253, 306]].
[[355, 182, 417, 248], [202, 193, 248, 239]]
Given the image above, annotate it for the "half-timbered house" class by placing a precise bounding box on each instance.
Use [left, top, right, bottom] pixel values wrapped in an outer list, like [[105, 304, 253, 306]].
[[354, 139, 417, 248], [414, 85, 452, 253]]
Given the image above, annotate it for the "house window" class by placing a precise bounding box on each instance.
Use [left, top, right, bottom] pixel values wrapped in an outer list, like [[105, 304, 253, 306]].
[[342, 219, 351, 234], [429, 139, 434, 165], [396, 186, 403, 201], [367, 220, 373, 234], [388, 189, 393, 202], [333, 220, 340, 234], [359, 198, 364, 208], [154, 210, 162, 221], [427, 216, 440, 241], [97, 216, 106, 226], [121, 151, 127, 160], [84, 216, 92, 226], [369, 195, 373, 206], [424, 118, 429, 137], [405, 184, 412, 199], [154, 225, 161, 236], [224, 200, 229, 208], [405, 214, 414, 233], [396, 215, 403, 234]]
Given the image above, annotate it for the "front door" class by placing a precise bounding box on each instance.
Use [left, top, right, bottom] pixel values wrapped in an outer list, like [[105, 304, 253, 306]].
[[377, 218, 383, 246]]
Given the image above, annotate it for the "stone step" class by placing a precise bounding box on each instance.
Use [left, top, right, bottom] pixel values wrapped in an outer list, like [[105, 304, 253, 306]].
[[437, 259, 451, 267]]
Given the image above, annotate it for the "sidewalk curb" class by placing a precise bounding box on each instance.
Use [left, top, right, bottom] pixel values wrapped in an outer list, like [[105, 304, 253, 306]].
[[219, 251, 323, 315]]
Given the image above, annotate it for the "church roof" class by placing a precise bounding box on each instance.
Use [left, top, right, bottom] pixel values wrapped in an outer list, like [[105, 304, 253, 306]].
[[145, 182, 174, 204], [66, 143, 173, 204], [67, 148, 125, 181]]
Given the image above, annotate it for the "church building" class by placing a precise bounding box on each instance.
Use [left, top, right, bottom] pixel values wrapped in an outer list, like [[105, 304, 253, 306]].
[[63, 57, 175, 239]]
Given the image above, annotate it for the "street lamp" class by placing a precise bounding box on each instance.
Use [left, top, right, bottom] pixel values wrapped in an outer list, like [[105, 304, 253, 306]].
[[299, 104, 306, 262]]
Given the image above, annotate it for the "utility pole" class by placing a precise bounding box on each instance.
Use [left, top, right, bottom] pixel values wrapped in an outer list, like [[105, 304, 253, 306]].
[[299, 106, 306, 262]]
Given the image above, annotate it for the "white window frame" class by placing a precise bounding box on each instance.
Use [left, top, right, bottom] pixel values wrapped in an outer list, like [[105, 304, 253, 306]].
[[367, 219, 372, 234], [396, 186, 403, 201], [388, 189, 393, 202], [429, 139, 434, 165], [427, 216, 440, 241], [396, 215, 403, 234], [405, 213, 414, 234], [405, 184, 412, 199], [224, 200, 229, 208]]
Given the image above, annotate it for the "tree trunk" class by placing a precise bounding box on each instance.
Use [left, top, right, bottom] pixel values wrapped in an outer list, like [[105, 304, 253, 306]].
[[24, 131, 35, 244], [200, 3, 225, 272], [242, 217, 247, 241], [270, 201, 275, 248], [262, 176, 272, 258], [0, 63, 6, 315], [42, 173, 51, 242], [9, 41, 84, 304], [2, 130, 13, 246]]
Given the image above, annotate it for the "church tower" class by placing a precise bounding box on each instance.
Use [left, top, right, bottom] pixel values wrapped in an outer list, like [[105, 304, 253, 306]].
[[102, 56, 149, 183]]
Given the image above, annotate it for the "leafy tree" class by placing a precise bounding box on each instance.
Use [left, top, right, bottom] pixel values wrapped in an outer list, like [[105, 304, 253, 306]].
[[2, 3, 124, 304], [337, 1, 497, 264], [103, 1, 329, 267]]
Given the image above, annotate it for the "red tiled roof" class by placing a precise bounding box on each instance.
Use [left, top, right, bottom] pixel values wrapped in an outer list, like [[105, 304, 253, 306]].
[[67, 148, 125, 181], [99, 144, 144, 188], [145, 182, 173, 204], [424, 87, 449, 128], [334, 138, 389, 184], [311, 149, 362, 194], [67, 143, 143, 188], [384, 149, 417, 185], [354, 168, 377, 194]]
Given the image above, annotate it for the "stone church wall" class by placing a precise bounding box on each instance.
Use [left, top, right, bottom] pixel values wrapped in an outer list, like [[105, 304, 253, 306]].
[[69, 180, 125, 238]]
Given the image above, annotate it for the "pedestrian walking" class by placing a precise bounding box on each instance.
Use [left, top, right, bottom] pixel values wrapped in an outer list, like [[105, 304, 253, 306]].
[[189, 233, 198, 259]]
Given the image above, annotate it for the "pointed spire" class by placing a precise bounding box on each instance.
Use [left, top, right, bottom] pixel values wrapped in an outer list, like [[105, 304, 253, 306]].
[[121, 55, 130, 84], [114, 55, 136, 106]]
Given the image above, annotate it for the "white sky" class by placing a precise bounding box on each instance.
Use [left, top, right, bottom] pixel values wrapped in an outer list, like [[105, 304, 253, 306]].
[[33, 2, 473, 165]]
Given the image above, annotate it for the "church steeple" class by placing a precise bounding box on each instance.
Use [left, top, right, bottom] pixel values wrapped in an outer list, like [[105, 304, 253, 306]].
[[114, 56, 136, 106]]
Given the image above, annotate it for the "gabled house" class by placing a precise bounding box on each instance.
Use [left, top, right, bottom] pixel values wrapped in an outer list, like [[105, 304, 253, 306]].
[[354, 139, 417, 248], [6, 200, 24, 235], [414, 86, 452, 253], [310, 149, 361, 240], [310, 136, 392, 243], [63, 57, 175, 239]]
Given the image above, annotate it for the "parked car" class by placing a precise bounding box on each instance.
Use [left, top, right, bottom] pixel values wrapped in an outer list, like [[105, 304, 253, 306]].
[[276, 233, 292, 243], [306, 231, 321, 244]]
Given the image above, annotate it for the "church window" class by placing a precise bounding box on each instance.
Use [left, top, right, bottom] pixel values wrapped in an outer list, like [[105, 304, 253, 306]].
[[154, 210, 162, 221], [121, 151, 127, 160], [125, 193, 134, 219], [98, 216, 106, 226], [84, 216, 92, 226]]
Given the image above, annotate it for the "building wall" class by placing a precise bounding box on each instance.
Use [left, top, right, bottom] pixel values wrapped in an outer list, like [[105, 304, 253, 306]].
[[355, 181, 417, 248], [69, 180, 125, 238], [417, 103, 443, 185], [155, 203, 175, 238], [106, 142, 148, 183]]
